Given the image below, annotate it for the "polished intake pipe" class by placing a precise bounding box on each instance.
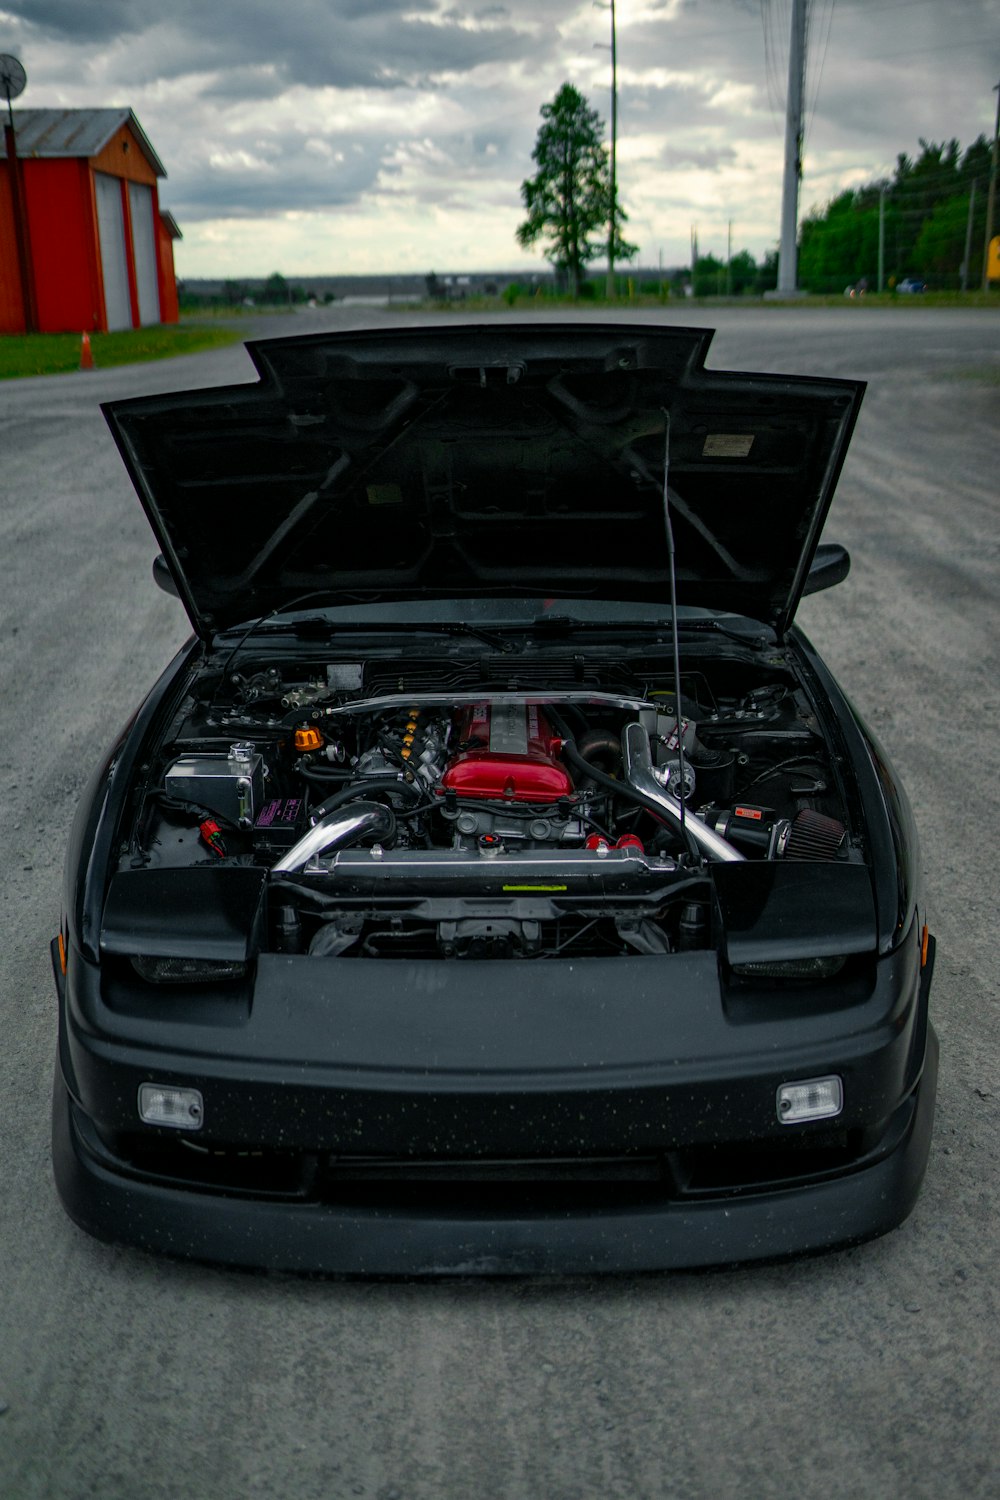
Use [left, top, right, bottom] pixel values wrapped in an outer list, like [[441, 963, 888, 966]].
[[621, 722, 744, 864], [271, 801, 396, 875]]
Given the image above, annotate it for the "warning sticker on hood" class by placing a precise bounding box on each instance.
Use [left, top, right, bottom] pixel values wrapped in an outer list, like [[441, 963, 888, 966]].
[[703, 433, 755, 458]]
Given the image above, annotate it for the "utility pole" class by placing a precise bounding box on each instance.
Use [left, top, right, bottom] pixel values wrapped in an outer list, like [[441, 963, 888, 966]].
[[776, 0, 807, 295], [982, 80, 1000, 291], [727, 219, 733, 296], [606, 0, 618, 300], [877, 186, 885, 292], [962, 179, 977, 292], [1, 53, 36, 332]]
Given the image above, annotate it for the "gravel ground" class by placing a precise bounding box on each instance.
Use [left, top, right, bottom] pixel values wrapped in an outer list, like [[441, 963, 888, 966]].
[[1, 303, 998, 1500]]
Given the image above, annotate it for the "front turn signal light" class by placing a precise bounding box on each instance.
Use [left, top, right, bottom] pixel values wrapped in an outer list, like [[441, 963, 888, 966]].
[[732, 955, 846, 981], [138, 1083, 204, 1130], [777, 1076, 844, 1124]]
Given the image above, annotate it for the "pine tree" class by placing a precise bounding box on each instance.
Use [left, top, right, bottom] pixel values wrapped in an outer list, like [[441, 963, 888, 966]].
[[516, 83, 636, 297]]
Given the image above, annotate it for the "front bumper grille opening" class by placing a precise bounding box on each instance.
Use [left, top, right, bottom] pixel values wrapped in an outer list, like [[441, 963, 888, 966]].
[[671, 1128, 862, 1195], [107, 1131, 317, 1200], [322, 1153, 676, 1212], [92, 1129, 879, 1210]]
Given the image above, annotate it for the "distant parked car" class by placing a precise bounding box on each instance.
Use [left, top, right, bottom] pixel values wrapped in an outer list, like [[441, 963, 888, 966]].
[[896, 278, 926, 294]]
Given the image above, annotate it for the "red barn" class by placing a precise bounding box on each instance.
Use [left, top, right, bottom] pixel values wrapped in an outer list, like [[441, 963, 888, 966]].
[[0, 107, 181, 335]]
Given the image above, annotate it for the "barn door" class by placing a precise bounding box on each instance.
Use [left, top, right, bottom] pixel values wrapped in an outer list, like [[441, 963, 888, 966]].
[[94, 172, 131, 331], [128, 182, 161, 325]]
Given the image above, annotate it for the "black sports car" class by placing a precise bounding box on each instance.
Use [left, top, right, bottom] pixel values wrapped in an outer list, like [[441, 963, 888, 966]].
[[51, 323, 937, 1274]]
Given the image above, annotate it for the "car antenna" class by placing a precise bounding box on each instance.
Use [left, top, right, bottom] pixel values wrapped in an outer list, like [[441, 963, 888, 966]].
[[660, 409, 689, 853]]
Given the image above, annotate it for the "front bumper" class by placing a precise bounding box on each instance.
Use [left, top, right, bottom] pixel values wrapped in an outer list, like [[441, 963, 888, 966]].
[[52, 933, 937, 1275]]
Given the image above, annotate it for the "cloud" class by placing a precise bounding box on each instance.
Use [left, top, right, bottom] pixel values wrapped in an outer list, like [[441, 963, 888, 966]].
[[4, 0, 997, 274], [657, 144, 739, 172], [6, 0, 534, 91], [4, 0, 142, 43]]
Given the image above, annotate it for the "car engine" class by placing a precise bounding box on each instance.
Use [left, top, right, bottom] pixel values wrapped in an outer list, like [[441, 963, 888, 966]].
[[129, 647, 854, 961]]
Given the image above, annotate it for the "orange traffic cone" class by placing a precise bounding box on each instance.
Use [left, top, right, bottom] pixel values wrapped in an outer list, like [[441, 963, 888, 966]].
[[80, 331, 94, 370]]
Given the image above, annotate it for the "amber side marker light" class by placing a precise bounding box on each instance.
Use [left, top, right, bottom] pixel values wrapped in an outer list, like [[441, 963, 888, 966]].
[[921, 925, 930, 968], [56, 931, 67, 976]]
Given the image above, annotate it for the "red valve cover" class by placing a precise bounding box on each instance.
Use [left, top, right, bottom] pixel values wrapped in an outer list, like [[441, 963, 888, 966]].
[[442, 702, 572, 803]]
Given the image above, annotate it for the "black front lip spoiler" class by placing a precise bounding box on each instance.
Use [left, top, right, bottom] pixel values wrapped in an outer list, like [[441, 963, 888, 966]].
[[52, 1025, 938, 1276]]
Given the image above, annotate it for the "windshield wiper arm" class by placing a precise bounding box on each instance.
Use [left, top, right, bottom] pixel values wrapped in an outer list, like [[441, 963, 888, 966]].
[[217, 616, 520, 652], [676, 618, 773, 648], [431, 622, 519, 653]]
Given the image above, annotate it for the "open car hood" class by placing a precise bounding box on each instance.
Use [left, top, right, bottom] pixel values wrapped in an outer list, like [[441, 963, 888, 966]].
[[104, 323, 864, 641]]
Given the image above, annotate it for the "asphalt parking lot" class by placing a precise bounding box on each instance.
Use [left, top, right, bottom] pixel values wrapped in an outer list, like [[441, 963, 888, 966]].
[[1, 303, 998, 1499]]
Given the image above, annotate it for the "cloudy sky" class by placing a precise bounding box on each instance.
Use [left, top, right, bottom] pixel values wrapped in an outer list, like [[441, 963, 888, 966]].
[[4, 0, 999, 277]]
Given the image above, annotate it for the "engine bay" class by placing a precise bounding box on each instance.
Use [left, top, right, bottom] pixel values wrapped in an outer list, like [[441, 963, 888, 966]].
[[125, 640, 856, 961]]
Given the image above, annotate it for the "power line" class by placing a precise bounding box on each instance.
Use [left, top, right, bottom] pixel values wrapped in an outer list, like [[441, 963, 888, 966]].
[[862, 35, 999, 61], [761, 3, 779, 116], [840, 0, 981, 13], [804, 0, 837, 143]]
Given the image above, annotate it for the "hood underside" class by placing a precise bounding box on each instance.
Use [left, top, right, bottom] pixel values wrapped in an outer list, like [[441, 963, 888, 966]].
[[104, 323, 864, 639]]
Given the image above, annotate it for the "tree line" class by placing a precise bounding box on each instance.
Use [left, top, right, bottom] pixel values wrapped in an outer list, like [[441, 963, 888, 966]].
[[516, 82, 995, 297], [796, 136, 993, 292]]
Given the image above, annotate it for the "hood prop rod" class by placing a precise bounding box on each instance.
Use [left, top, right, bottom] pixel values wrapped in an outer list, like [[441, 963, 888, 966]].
[[660, 408, 691, 854]]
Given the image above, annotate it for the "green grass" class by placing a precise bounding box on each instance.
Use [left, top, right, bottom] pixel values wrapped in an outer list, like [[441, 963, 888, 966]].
[[761, 289, 1000, 309], [419, 288, 1000, 313], [0, 320, 242, 380]]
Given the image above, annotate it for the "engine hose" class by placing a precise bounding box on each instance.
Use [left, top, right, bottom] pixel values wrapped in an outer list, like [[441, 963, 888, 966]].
[[559, 737, 703, 860], [573, 728, 622, 783], [556, 701, 590, 735], [297, 765, 355, 786], [148, 790, 241, 831], [312, 776, 423, 821], [393, 798, 439, 820]]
